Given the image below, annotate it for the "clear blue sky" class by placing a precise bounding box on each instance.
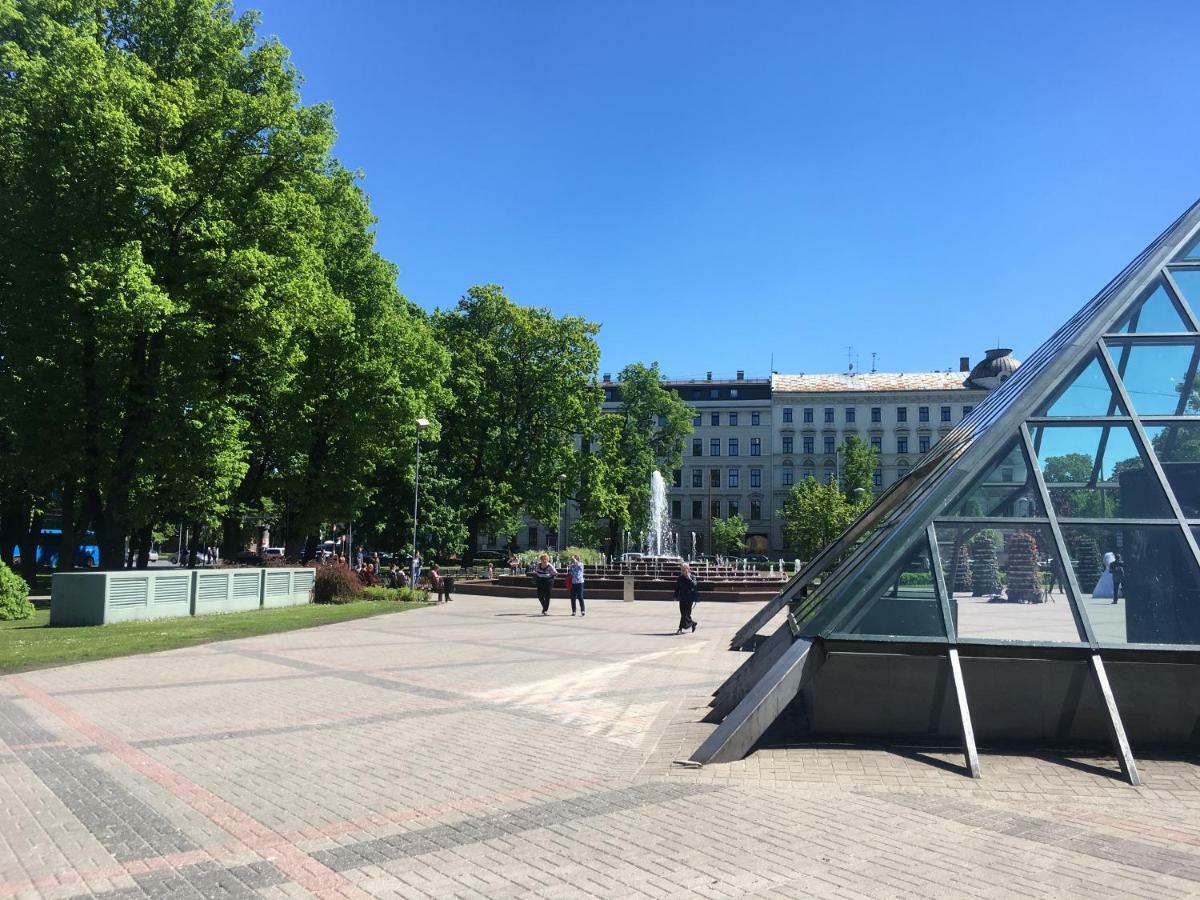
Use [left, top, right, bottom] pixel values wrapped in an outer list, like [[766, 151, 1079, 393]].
[[240, 0, 1200, 379]]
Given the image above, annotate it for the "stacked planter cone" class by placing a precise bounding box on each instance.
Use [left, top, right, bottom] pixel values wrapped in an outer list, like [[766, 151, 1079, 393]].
[[1069, 532, 1102, 591], [970, 533, 1000, 597], [1005, 530, 1042, 603]]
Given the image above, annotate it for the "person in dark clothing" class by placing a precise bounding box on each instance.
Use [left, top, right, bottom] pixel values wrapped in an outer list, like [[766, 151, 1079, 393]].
[[1110, 554, 1125, 604], [533, 553, 558, 615], [673, 563, 699, 634]]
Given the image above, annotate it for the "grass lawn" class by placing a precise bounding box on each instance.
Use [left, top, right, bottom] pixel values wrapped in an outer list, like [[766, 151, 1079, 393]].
[[0, 599, 429, 674]]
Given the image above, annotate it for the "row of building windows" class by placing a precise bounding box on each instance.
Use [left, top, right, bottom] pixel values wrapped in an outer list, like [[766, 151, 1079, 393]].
[[781, 405, 973, 425], [686, 411, 763, 427], [691, 437, 762, 456], [673, 499, 764, 521], [683, 467, 764, 489], [694, 433, 941, 457]]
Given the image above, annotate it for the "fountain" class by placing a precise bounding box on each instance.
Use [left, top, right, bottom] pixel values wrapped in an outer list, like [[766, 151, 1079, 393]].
[[646, 470, 677, 557]]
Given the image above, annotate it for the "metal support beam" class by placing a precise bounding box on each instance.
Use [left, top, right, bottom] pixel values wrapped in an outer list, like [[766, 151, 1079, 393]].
[[707, 623, 792, 722], [1089, 653, 1141, 786], [690, 638, 825, 766], [947, 648, 981, 779], [729, 590, 792, 652]]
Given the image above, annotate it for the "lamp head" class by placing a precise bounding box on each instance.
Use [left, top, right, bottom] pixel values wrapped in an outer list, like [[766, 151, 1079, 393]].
[[416, 418, 430, 430]]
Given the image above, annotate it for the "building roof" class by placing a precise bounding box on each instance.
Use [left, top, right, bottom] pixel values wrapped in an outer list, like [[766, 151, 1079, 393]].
[[770, 371, 975, 393]]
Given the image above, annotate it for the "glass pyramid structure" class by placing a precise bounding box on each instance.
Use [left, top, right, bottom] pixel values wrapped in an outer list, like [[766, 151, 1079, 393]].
[[695, 200, 1200, 783]]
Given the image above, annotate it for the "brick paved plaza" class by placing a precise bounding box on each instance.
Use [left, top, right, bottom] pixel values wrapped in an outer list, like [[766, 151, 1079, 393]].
[[3, 594, 1200, 899]]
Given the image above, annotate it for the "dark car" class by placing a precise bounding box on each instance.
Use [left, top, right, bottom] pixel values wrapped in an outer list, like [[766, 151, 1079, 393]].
[[471, 550, 508, 562], [742, 554, 770, 563], [694, 554, 719, 563]]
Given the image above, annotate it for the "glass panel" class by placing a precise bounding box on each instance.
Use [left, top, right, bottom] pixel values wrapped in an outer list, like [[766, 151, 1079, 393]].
[[1144, 423, 1200, 517], [1035, 353, 1125, 417], [1112, 283, 1191, 333], [1062, 525, 1200, 646], [935, 524, 1080, 643], [1031, 424, 1173, 518], [820, 539, 946, 639], [1110, 341, 1198, 416], [1177, 233, 1200, 262], [1167, 269, 1200, 327], [944, 437, 1045, 517]]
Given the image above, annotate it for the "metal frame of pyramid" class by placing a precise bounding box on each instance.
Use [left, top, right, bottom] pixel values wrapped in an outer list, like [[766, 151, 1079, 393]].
[[693, 200, 1200, 785]]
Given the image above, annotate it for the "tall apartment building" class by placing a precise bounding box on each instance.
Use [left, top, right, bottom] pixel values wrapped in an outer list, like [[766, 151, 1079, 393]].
[[481, 349, 1019, 556]]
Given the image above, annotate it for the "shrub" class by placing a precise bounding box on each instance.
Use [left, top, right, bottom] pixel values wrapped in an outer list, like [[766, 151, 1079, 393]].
[[0, 561, 33, 621], [313, 563, 363, 604], [516, 546, 603, 567], [362, 586, 430, 603]]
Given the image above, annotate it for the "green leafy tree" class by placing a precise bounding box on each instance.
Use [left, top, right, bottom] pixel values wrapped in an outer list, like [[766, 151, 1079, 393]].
[[0, 1, 448, 569], [578, 363, 692, 553], [839, 434, 878, 502], [711, 514, 748, 556], [779, 476, 868, 561], [433, 286, 602, 563]]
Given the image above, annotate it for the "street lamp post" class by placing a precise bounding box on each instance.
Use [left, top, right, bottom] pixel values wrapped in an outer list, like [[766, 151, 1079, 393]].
[[557, 473, 566, 553], [412, 418, 430, 583]]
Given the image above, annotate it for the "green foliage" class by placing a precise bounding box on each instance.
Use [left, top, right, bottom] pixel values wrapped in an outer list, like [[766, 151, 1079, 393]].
[[577, 362, 692, 549], [779, 477, 870, 562], [839, 434, 878, 501], [0, 561, 33, 621], [313, 564, 364, 604], [515, 547, 603, 567], [362, 586, 430, 603], [0, 0, 447, 568], [711, 514, 748, 556], [432, 286, 602, 562]]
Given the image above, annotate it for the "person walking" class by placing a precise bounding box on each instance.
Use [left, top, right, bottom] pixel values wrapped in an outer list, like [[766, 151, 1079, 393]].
[[533, 552, 558, 615], [1110, 554, 1125, 604], [568, 554, 586, 617], [673, 562, 699, 634]]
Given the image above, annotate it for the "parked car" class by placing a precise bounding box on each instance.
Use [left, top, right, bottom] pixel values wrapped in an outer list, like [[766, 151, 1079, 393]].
[[621, 552, 645, 562], [741, 554, 770, 563], [694, 554, 718, 563], [263, 547, 285, 559], [471, 550, 508, 562], [147, 548, 159, 562]]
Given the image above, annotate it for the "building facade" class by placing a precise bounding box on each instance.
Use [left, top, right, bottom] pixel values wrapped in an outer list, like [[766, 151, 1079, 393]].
[[483, 350, 1019, 557]]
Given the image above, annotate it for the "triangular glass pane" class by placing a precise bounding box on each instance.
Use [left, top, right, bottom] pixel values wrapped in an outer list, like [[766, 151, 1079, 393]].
[[1031, 424, 1174, 518], [1166, 269, 1200, 328], [934, 524, 1081, 643], [1110, 340, 1199, 416], [1063, 524, 1200, 646], [1144, 423, 1200, 517], [1176, 233, 1200, 261], [1035, 353, 1126, 417], [1112, 283, 1191, 334], [944, 437, 1045, 517], [824, 539, 946, 639]]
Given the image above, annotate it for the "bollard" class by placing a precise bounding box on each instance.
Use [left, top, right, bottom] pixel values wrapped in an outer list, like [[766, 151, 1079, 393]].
[[623, 574, 635, 603]]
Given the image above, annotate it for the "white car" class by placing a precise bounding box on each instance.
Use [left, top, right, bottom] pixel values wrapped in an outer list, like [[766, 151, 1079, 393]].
[[147, 548, 159, 562], [264, 547, 285, 559]]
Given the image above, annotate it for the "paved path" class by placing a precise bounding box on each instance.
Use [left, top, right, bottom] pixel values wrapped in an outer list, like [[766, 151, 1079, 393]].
[[2, 594, 1199, 898]]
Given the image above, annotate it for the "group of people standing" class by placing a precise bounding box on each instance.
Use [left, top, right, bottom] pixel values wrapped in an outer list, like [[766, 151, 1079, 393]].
[[529, 554, 699, 633]]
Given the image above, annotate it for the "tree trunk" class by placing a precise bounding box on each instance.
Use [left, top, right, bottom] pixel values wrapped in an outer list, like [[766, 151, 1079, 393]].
[[57, 482, 78, 572], [0, 498, 30, 568], [21, 509, 44, 583], [463, 511, 484, 566], [187, 521, 202, 568], [221, 515, 244, 561], [302, 534, 318, 563], [135, 525, 152, 569]]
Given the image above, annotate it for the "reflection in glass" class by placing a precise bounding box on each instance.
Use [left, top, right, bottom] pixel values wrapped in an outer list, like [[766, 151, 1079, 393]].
[[935, 524, 1080, 643], [1035, 354, 1125, 417], [1110, 341, 1198, 416], [946, 438, 1044, 517], [1168, 269, 1200, 325], [821, 540, 945, 639], [1113, 283, 1191, 334], [1144, 423, 1200, 518], [1178, 234, 1200, 262], [1062, 525, 1200, 645], [1032, 425, 1172, 518]]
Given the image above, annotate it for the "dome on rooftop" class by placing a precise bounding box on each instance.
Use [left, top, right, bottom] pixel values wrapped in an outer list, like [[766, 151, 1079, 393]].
[[965, 348, 1020, 390]]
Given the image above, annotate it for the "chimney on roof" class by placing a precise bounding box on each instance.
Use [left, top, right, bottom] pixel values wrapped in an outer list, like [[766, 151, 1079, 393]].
[[736, 370, 744, 380], [706, 371, 713, 381], [960, 356, 970, 372], [602, 373, 611, 383]]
